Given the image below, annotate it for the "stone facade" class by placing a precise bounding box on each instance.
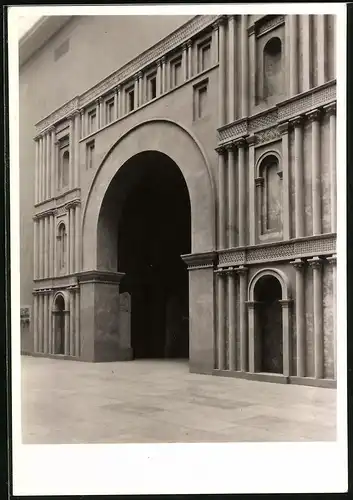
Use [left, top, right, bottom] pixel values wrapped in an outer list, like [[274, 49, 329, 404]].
[[20, 14, 337, 387]]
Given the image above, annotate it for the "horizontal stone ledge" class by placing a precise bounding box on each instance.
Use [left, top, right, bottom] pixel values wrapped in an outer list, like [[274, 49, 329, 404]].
[[181, 251, 217, 270], [77, 270, 126, 285]]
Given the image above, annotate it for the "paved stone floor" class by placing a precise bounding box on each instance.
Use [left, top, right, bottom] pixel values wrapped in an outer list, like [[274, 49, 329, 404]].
[[21, 356, 336, 444]]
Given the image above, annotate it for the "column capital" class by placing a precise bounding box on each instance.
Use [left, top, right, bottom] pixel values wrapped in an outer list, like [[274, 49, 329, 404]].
[[308, 256, 324, 269], [72, 109, 81, 117], [327, 254, 337, 266], [225, 142, 235, 152], [160, 56, 166, 64], [246, 134, 257, 146], [224, 266, 236, 276], [246, 300, 260, 310], [236, 265, 248, 276], [277, 121, 289, 135], [279, 299, 293, 308], [48, 125, 56, 132], [187, 39, 193, 49], [255, 176, 264, 188], [324, 102, 337, 116], [96, 97, 103, 105], [156, 58, 162, 67], [214, 267, 228, 275], [137, 71, 143, 79], [115, 84, 122, 92], [290, 115, 304, 128], [290, 258, 305, 270], [79, 108, 85, 116], [234, 137, 247, 149], [306, 108, 322, 123], [182, 42, 188, 51], [215, 146, 226, 155]]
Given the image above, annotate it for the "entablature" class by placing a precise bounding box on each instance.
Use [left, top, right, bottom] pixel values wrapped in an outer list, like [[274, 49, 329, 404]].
[[217, 79, 336, 146]]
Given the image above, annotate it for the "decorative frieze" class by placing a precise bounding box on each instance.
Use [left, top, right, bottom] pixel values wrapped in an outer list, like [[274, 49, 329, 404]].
[[218, 234, 336, 267], [36, 97, 80, 135], [217, 80, 336, 145]]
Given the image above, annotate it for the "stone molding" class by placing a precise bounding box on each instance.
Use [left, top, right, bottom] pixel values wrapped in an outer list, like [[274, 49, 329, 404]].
[[255, 15, 285, 38], [181, 251, 217, 270], [34, 198, 81, 219], [77, 270, 125, 285], [217, 80, 336, 145], [218, 234, 336, 267], [35, 15, 219, 134]]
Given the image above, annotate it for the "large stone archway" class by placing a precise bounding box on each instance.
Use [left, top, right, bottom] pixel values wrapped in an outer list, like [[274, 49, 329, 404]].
[[79, 120, 216, 370]]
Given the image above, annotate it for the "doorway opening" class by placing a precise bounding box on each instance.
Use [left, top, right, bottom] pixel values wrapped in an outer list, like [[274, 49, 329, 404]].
[[53, 294, 65, 355], [110, 151, 191, 359], [254, 275, 283, 374]]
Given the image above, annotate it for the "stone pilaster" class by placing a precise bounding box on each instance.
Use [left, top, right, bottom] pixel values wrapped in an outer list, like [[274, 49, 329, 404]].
[[325, 103, 337, 233], [43, 293, 49, 353], [161, 56, 166, 94], [187, 40, 193, 79], [69, 291, 75, 356], [74, 287, 81, 357], [327, 254, 337, 380], [34, 138, 39, 205], [38, 293, 43, 352], [69, 115, 74, 190], [237, 138, 247, 247], [33, 217, 38, 280], [226, 267, 237, 371], [80, 109, 85, 138], [308, 256, 324, 379], [277, 122, 290, 238], [138, 71, 143, 107], [33, 293, 39, 352], [240, 15, 249, 117], [46, 131, 51, 199], [156, 60, 162, 96], [246, 300, 257, 373], [247, 135, 257, 245], [73, 111, 80, 187], [218, 16, 227, 127], [291, 258, 306, 377], [237, 265, 248, 372], [182, 43, 188, 82], [227, 15, 236, 123], [302, 15, 312, 91], [307, 109, 322, 235], [226, 143, 236, 248], [64, 308, 70, 355], [216, 146, 226, 250], [75, 202, 81, 273], [317, 15, 327, 85], [50, 127, 56, 198], [211, 20, 219, 65], [98, 97, 104, 128], [289, 15, 298, 96], [291, 116, 305, 238], [279, 299, 293, 377], [215, 267, 226, 370]]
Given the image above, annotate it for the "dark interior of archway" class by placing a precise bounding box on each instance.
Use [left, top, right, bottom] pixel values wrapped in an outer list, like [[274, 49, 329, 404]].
[[117, 151, 191, 359], [54, 296, 65, 355], [255, 276, 283, 374]]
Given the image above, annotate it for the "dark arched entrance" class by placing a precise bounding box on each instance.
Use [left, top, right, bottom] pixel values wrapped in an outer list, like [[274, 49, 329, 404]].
[[254, 275, 283, 373], [106, 151, 191, 359], [53, 295, 65, 355]]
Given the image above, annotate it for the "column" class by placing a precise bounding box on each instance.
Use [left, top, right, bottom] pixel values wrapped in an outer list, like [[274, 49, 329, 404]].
[[302, 15, 312, 91], [64, 310, 70, 355], [75, 288, 80, 357], [51, 312, 55, 354], [41, 134, 46, 201], [69, 291, 75, 356], [75, 203, 81, 273], [289, 15, 298, 96], [217, 147, 226, 249], [317, 15, 327, 85], [69, 207, 75, 274], [74, 111, 80, 188], [240, 15, 249, 117], [255, 177, 264, 238], [187, 40, 193, 79], [50, 128, 56, 198], [114, 87, 118, 120], [247, 135, 256, 245], [156, 60, 162, 96], [48, 212, 53, 277], [33, 218, 38, 280], [43, 216, 49, 278], [237, 139, 246, 247], [46, 131, 51, 199], [38, 294, 43, 352], [237, 266, 248, 372], [38, 217, 43, 279], [228, 15, 236, 123], [182, 43, 188, 82], [278, 122, 291, 239], [39, 136, 44, 202], [138, 71, 143, 107], [216, 269, 226, 370], [33, 294, 38, 352], [80, 109, 85, 138], [134, 75, 139, 107], [218, 16, 226, 127], [227, 268, 236, 371], [117, 85, 122, 119], [43, 134, 47, 201], [161, 57, 166, 93], [327, 255, 337, 379], [97, 98, 103, 128], [325, 103, 337, 233], [69, 116, 74, 190], [34, 139, 39, 205], [292, 116, 305, 237], [52, 210, 57, 277], [212, 20, 219, 65], [227, 144, 236, 247], [308, 256, 324, 379], [43, 293, 48, 353], [48, 294, 53, 354], [248, 24, 256, 112], [291, 258, 306, 377], [164, 58, 169, 92], [247, 301, 257, 373], [279, 299, 292, 377], [308, 109, 322, 235]]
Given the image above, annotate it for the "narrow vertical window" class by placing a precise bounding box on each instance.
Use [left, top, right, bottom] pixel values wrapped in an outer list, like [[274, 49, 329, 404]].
[[86, 141, 95, 170], [88, 109, 97, 134], [126, 86, 135, 112], [198, 38, 211, 73], [170, 56, 182, 88], [105, 98, 115, 124]]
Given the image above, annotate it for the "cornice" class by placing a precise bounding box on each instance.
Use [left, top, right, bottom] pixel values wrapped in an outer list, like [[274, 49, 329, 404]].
[[34, 15, 219, 134], [77, 270, 126, 285], [181, 251, 217, 270], [218, 234, 336, 267], [217, 80, 336, 146]]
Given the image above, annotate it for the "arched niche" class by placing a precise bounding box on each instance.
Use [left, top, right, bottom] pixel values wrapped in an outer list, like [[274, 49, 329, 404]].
[[263, 36, 283, 99]]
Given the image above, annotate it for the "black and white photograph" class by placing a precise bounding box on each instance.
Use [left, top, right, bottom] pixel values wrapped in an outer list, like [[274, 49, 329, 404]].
[[9, 4, 347, 496]]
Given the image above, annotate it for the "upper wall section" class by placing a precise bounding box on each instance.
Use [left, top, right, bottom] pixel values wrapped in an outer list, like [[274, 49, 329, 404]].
[[20, 14, 193, 125]]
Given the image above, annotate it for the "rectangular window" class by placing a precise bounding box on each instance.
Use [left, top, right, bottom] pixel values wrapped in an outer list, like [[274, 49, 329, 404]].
[[170, 56, 182, 88], [105, 98, 115, 124], [147, 73, 157, 101], [88, 109, 97, 134], [193, 80, 209, 120], [86, 141, 95, 170], [126, 86, 135, 112], [197, 38, 211, 73]]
